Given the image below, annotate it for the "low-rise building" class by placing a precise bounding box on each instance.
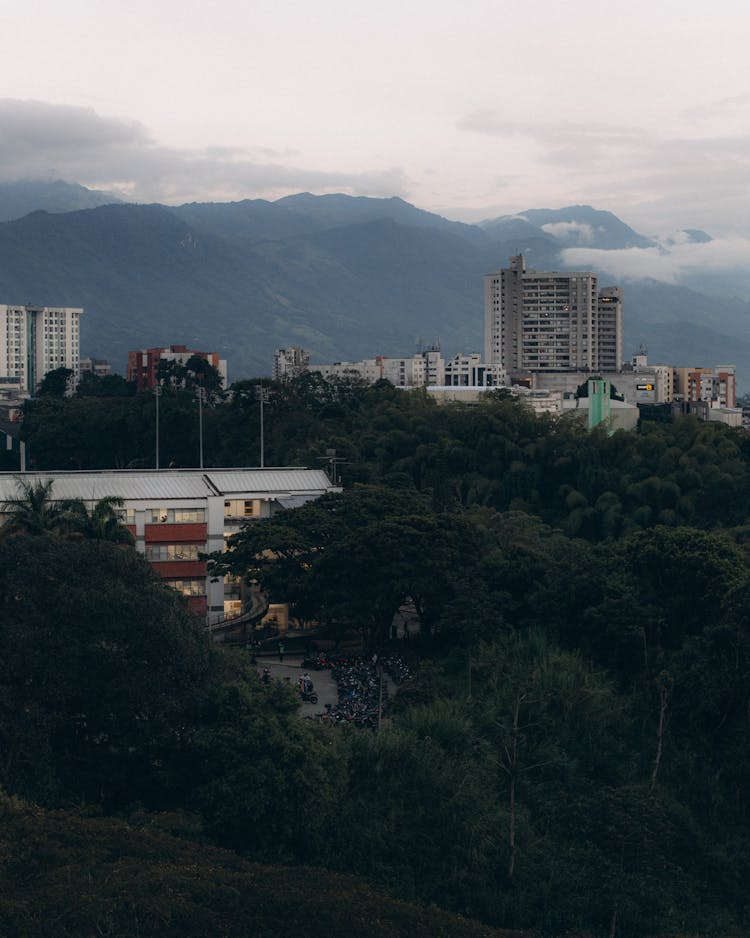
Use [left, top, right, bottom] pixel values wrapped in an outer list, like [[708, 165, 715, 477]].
[[127, 346, 228, 391], [311, 347, 445, 387], [444, 353, 507, 387], [561, 381, 640, 432], [79, 357, 112, 378], [0, 468, 339, 622], [674, 365, 736, 409]]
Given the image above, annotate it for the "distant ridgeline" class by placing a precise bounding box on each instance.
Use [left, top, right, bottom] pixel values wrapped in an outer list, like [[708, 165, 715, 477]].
[[0, 182, 748, 384]]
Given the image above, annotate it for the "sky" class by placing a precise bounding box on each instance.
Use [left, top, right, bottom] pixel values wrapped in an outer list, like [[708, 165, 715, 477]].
[[1, 0, 749, 240]]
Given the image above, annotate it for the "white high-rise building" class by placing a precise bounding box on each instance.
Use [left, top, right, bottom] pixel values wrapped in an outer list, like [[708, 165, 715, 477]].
[[484, 255, 622, 380], [0, 304, 83, 392], [273, 346, 310, 381]]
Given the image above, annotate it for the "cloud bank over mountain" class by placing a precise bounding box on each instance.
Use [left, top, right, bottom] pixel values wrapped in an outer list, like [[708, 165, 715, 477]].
[[562, 237, 750, 297], [456, 107, 750, 237], [0, 99, 408, 204]]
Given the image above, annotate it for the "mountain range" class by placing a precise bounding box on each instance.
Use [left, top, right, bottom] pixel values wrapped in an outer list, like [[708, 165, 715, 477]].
[[0, 180, 748, 386]]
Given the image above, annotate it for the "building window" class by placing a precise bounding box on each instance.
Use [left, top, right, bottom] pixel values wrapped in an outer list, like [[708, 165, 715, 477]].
[[167, 578, 205, 596], [150, 508, 206, 523], [146, 543, 204, 561]]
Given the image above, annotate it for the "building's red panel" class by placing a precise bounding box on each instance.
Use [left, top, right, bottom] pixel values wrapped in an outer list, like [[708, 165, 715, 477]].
[[144, 523, 207, 543], [152, 561, 207, 579], [125, 524, 136, 537], [187, 596, 207, 616]]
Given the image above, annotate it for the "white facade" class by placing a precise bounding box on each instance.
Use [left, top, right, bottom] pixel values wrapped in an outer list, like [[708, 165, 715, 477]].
[[312, 359, 382, 383], [514, 388, 566, 415], [0, 304, 83, 392], [444, 353, 508, 387], [311, 348, 445, 388], [707, 407, 743, 427], [273, 346, 310, 381], [158, 348, 228, 387]]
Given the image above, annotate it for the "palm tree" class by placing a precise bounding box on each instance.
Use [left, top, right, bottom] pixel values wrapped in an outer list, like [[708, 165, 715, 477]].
[[59, 495, 135, 545], [1, 481, 134, 545], [1, 479, 66, 537]]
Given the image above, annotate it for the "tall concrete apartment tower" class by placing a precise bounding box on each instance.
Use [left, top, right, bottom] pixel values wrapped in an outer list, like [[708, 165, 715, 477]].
[[484, 255, 622, 381], [0, 304, 83, 392]]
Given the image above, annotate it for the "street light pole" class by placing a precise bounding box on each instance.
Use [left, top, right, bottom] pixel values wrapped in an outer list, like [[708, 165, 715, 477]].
[[196, 385, 205, 469], [377, 661, 384, 732], [259, 385, 264, 469], [257, 384, 270, 468], [153, 384, 162, 469]]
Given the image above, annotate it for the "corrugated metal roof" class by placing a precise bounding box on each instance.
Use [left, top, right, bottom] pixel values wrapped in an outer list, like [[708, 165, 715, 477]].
[[207, 469, 334, 495], [277, 495, 322, 509], [0, 468, 339, 503]]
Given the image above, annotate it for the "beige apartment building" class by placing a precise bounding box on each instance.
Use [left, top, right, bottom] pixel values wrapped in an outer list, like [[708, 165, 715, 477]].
[[484, 255, 622, 380]]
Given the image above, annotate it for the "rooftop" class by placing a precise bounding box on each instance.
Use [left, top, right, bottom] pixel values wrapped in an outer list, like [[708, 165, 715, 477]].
[[0, 468, 338, 502]]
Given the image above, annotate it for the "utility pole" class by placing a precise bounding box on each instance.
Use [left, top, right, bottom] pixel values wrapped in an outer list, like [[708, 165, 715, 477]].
[[153, 384, 162, 469]]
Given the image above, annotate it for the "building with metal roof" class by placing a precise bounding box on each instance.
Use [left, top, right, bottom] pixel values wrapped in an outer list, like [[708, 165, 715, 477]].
[[0, 467, 340, 622]]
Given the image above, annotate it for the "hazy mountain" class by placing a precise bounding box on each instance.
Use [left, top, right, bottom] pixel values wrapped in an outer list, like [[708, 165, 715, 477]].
[[481, 205, 656, 251], [0, 180, 122, 222], [660, 228, 713, 245], [0, 192, 748, 385], [173, 193, 488, 245], [0, 204, 495, 375]]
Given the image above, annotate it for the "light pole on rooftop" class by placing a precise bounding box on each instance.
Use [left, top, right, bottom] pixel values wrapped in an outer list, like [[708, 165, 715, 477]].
[[196, 383, 206, 469], [256, 383, 270, 468], [153, 383, 162, 469]]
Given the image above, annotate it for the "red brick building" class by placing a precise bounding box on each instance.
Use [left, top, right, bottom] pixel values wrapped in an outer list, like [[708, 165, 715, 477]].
[[127, 345, 227, 391]]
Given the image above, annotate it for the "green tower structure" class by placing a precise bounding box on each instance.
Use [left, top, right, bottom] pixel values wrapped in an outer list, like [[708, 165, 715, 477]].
[[587, 378, 611, 432]]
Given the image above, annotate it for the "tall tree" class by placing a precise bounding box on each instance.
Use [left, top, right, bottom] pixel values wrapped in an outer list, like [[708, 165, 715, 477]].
[[37, 367, 73, 398], [0, 480, 64, 537], [59, 495, 135, 544]]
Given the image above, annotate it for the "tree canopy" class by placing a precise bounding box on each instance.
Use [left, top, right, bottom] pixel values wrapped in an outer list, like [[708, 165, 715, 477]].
[[7, 373, 750, 936]]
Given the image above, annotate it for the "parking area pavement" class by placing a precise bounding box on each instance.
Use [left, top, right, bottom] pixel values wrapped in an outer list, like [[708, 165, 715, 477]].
[[259, 654, 338, 716]]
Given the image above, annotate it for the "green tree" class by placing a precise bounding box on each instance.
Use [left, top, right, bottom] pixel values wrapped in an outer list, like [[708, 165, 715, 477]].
[[37, 366, 73, 397], [0, 479, 65, 537], [59, 495, 135, 544], [76, 371, 134, 397], [0, 536, 211, 805], [180, 677, 346, 862], [157, 355, 223, 395], [214, 485, 480, 647]]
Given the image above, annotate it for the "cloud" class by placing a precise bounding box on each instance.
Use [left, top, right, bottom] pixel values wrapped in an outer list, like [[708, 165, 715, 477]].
[[0, 99, 410, 203], [541, 221, 598, 244], [681, 94, 750, 121], [561, 238, 750, 288], [455, 109, 750, 235]]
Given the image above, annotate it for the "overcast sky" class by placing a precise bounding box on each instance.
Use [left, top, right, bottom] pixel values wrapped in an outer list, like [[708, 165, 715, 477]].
[[1, 0, 749, 237]]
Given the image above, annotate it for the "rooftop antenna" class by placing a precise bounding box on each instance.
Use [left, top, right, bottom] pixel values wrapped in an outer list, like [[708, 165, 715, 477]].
[[317, 448, 347, 486]]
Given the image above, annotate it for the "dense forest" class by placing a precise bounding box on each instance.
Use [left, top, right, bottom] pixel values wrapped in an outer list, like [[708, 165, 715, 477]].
[[2, 375, 750, 937]]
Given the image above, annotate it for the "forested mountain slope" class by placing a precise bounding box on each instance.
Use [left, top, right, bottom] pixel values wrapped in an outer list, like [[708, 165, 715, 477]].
[[0, 192, 748, 381]]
